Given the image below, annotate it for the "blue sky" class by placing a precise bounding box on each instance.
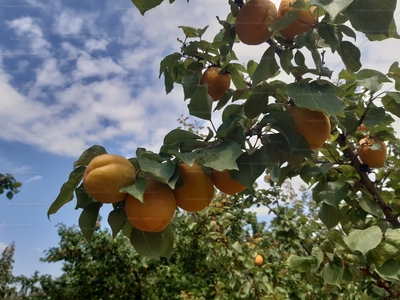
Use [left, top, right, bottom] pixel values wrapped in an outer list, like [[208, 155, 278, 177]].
[[0, 0, 399, 279]]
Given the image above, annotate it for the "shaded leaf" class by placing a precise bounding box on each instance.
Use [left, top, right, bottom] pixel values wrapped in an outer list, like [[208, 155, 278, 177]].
[[187, 84, 213, 120], [318, 181, 348, 208], [130, 224, 174, 259], [286, 255, 312, 272], [318, 202, 342, 229], [343, 0, 397, 40], [337, 41, 361, 72], [286, 81, 344, 115], [108, 207, 127, 238], [231, 150, 270, 188], [78, 202, 102, 242], [201, 140, 242, 171], [251, 46, 279, 87], [310, 0, 353, 19], [48, 166, 86, 219], [130, 0, 163, 15], [73, 145, 107, 169], [321, 256, 344, 287]]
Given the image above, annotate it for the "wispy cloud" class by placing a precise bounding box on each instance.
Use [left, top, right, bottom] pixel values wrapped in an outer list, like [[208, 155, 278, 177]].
[[25, 175, 42, 183]]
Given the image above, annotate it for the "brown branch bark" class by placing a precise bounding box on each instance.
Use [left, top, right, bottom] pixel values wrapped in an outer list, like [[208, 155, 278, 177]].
[[336, 133, 400, 227]]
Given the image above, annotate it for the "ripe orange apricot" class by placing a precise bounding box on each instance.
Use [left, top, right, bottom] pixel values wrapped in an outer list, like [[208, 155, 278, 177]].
[[234, 0, 278, 45], [254, 254, 264, 266], [278, 0, 316, 41], [287, 105, 331, 150], [125, 177, 176, 232], [211, 169, 246, 195], [83, 154, 136, 203], [358, 137, 387, 168], [173, 163, 215, 212], [200, 66, 231, 101]]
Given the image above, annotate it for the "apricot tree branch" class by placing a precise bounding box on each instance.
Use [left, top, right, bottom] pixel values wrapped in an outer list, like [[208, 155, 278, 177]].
[[336, 133, 400, 227]]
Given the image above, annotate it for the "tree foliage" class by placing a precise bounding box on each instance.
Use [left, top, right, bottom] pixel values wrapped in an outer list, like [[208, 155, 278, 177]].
[[44, 0, 400, 298], [0, 173, 21, 200], [0, 242, 17, 298]]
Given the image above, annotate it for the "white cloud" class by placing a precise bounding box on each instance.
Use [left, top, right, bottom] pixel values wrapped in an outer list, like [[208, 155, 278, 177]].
[[7, 17, 51, 58], [0, 242, 8, 252], [53, 11, 84, 35], [84, 39, 109, 52], [73, 55, 127, 80], [25, 175, 42, 183], [35, 58, 65, 87]]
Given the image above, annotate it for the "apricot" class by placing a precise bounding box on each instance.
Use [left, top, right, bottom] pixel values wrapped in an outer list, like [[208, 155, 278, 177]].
[[358, 137, 387, 168], [211, 169, 246, 195], [200, 67, 231, 101], [83, 154, 136, 203], [173, 163, 215, 212], [234, 0, 278, 45], [125, 177, 176, 232]]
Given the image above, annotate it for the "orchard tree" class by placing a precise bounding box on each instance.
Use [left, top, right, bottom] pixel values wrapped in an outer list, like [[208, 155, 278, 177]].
[[16, 184, 328, 299], [0, 173, 21, 200], [0, 242, 17, 298], [47, 0, 400, 298]]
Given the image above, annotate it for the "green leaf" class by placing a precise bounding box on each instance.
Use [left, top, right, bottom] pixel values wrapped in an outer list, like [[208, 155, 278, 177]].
[[201, 141, 242, 171], [247, 60, 258, 77], [164, 68, 174, 94], [227, 64, 248, 89], [388, 62, 400, 91], [73, 145, 107, 169], [120, 176, 147, 203], [318, 203, 342, 229], [286, 81, 344, 115], [318, 182, 348, 208], [244, 84, 272, 119], [179, 25, 209, 38], [47, 166, 86, 219], [159, 52, 181, 77], [78, 202, 102, 242], [363, 107, 385, 127], [107, 207, 127, 238], [280, 49, 294, 75], [182, 73, 200, 100], [168, 150, 202, 166], [375, 259, 400, 283], [366, 19, 400, 41], [368, 228, 400, 267], [343, 226, 382, 256], [75, 184, 96, 209], [294, 50, 306, 67], [231, 150, 270, 188], [337, 41, 361, 72], [232, 241, 242, 253], [216, 114, 241, 138], [269, 9, 300, 31], [318, 23, 341, 52], [6, 191, 13, 200], [382, 92, 400, 117], [321, 256, 344, 287], [336, 24, 356, 40], [251, 46, 280, 87], [286, 255, 312, 272], [343, 0, 397, 40], [359, 197, 384, 218], [130, 224, 174, 259], [136, 149, 177, 188], [131, 0, 163, 15], [222, 104, 243, 123], [310, 0, 353, 19], [187, 84, 213, 120], [163, 129, 202, 145]]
